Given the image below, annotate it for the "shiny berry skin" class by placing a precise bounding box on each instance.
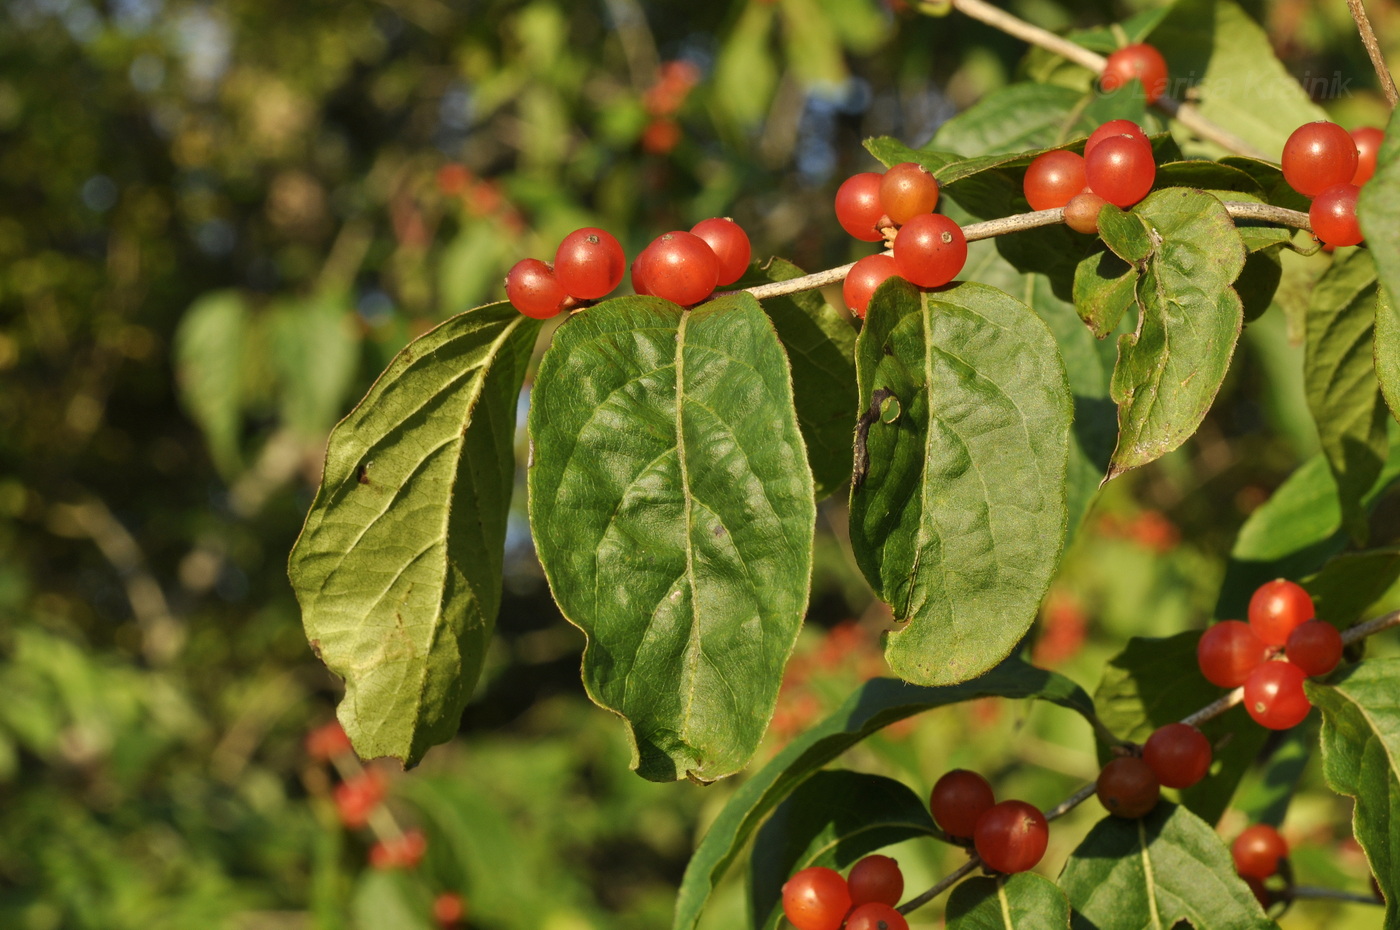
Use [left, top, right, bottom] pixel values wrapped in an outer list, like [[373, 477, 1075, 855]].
[[1085, 135, 1155, 207], [1197, 620, 1268, 688], [1085, 120, 1150, 157], [635, 231, 720, 306], [554, 227, 626, 300], [1244, 661, 1312, 730], [930, 769, 996, 838], [1142, 723, 1212, 789], [1100, 44, 1169, 103], [1096, 756, 1161, 818], [836, 172, 888, 242], [690, 217, 751, 285], [843, 253, 900, 318], [781, 866, 852, 930], [848, 854, 903, 907], [892, 214, 966, 288], [1310, 183, 1363, 247], [879, 162, 940, 225], [1351, 126, 1384, 185], [1282, 121, 1359, 198], [974, 800, 1048, 874], [1248, 578, 1315, 647], [630, 256, 653, 296], [1064, 191, 1107, 234], [1285, 620, 1343, 677], [1232, 824, 1287, 880], [1024, 150, 1087, 211], [505, 258, 570, 319], [846, 902, 909, 930]]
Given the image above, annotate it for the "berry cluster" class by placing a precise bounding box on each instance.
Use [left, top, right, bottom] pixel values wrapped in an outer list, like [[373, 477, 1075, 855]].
[[782, 855, 908, 930], [930, 769, 1048, 874], [1282, 120, 1384, 247], [833, 162, 968, 317], [1024, 119, 1157, 235], [1094, 722, 1212, 820], [1196, 579, 1343, 729], [504, 219, 751, 317]]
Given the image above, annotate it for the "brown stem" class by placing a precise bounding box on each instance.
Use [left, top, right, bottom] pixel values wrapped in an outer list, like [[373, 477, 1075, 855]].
[[1347, 0, 1399, 108], [1284, 885, 1385, 905]]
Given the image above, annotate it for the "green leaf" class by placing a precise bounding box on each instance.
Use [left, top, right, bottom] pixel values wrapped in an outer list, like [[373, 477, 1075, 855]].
[[1100, 189, 1247, 480], [288, 302, 539, 766], [1358, 94, 1400, 362], [750, 771, 939, 930], [1309, 659, 1400, 921], [947, 873, 1071, 930], [1304, 248, 1388, 543], [174, 290, 249, 478], [745, 258, 858, 500], [1233, 725, 1312, 828], [713, 2, 778, 127], [265, 292, 361, 440], [1058, 803, 1273, 930], [927, 83, 1087, 157], [849, 281, 1070, 685], [1093, 632, 1268, 825], [1378, 286, 1400, 424], [1304, 548, 1400, 631], [672, 662, 1098, 930], [1073, 246, 1136, 340], [527, 293, 815, 783]]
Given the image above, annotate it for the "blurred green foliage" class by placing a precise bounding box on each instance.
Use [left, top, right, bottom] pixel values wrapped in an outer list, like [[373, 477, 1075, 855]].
[[1, 0, 1397, 927]]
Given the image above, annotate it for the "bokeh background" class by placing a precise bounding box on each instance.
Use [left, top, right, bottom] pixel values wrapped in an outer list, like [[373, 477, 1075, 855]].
[[1, 0, 1398, 927]]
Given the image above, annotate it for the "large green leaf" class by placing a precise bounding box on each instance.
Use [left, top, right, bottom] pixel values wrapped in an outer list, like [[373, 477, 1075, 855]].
[[672, 662, 1098, 930], [528, 293, 815, 783], [1058, 804, 1273, 930], [947, 873, 1071, 930], [849, 280, 1070, 685], [1379, 287, 1400, 425], [289, 302, 540, 765], [1099, 189, 1247, 479], [1309, 659, 1400, 924], [750, 771, 939, 930], [174, 290, 250, 478], [1360, 106, 1400, 424], [1304, 248, 1388, 543], [1304, 548, 1400, 631]]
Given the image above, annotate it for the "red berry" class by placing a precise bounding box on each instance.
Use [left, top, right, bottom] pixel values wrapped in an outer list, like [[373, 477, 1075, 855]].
[[1084, 120, 1150, 158], [1024, 150, 1088, 211], [973, 800, 1048, 874], [1142, 723, 1212, 789], [1197, 620, 1268, 688], [333, 771, 387, 829], [1282, 121, 1359, 198], [369, 828, 427, 870], [1310, 183, 1363, 247], [635, 231, 720, 306], [1232, 824, 1287, 880], [846, 902, 909, 930], [848, 854, 903, 907], [1285, 619, 1343, 677], [554, 227, 626, 300], [1100, 44, 1170, 103], [631, 256, 653, 296], [305, 720, 353, 761], [930, 769, 996, 839], [1244, 661, 1312, 729], [1063, 191, 1107, 234], [781, 866, 852, 930], [1248, 578, 1315, 647], [505, 258, 569, 319], [1351, 126, 1384, 185], [1085, 135, 1155, 207], [433, 892, 467, 927], [892, 214, 966, 288], [1244, 875, 1272, 909], [843, 253, 900, 318], [1096, 756, 1160, 819], [690, 217, 752, 285], [879, 162, 940, 225], [836, 172, 888, 242]]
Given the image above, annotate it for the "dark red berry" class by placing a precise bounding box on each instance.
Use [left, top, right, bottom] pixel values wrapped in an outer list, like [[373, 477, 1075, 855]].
[[505, 258, 569, 319], [1285, 620, 1343, 677], [690, 217, 751, 285], [1244, 661, 1311, 730], [1142, 723, 1212, 789], [1197, 620, 1267, 688]]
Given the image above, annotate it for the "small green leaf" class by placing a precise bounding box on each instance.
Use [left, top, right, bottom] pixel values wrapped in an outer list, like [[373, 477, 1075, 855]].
[[265, 292, 361, 440], [850, 281, 1070, 685], [1101, 189, 1247, 480], [1073, 247, 1137, 340], [528, 294, 815, 783], [174, 290, 250, 478], [947, 873, 1071, 930], [1058, 804, 1273, 930], [672, 662, 1098, 930], [1304, 548, 1400, 631], [1357, 97, 1400, 332], [750, 771, 939, 930], [1304, 248, 1388, 543], [289, 302, 540, 766], [1233, 726, 1312, 828], [713, 2, 778, 127], [1378, 286, 1400, 424], [927, 83, 1087, 157]]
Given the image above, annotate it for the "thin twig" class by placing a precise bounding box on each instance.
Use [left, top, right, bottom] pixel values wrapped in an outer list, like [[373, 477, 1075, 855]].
[[897, 858, 981, 915], [1342, 609, 1400, 644], [1285, 885, 1385, 905], [1346, 0, 1399, 108]]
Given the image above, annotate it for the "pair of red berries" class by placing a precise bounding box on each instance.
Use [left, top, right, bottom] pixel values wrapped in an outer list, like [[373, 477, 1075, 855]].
[[1282, 120, 1382, 247], [1023, 119, 1157, 231], [929, 769, 1048, 874], [1196, 579, 1343, 729], [505, 227, 627, 319], [781, 855, 907, 930], [1095, 722, 1213, 819]]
